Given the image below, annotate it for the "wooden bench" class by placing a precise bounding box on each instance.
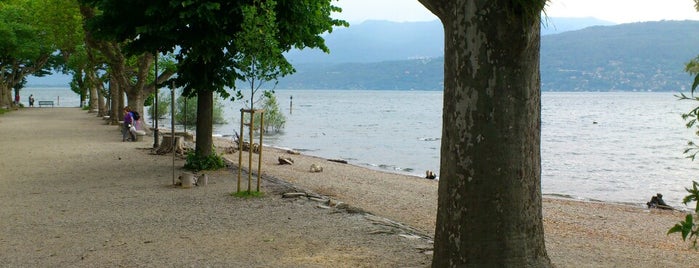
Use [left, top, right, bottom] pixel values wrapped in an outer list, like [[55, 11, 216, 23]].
[[38, 101, 54, 107]]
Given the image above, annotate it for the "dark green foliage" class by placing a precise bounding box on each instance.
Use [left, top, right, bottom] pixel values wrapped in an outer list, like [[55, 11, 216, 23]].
[[508, 0, 547, 27], [83, 0, 346, 98], [678, 92, 699, 162], [668, 181, 699, 249], [184, 150, 225, 171]]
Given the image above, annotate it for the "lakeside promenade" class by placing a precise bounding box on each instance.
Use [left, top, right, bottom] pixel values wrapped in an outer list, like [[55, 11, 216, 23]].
[[0, 107, 697, 267]]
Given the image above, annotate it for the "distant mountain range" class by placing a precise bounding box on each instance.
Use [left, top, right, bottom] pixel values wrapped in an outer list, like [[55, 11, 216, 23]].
[[30, 18, 699, 92], [541, 20, 699, 91], [277, 19, 699, 91], [283, 17, 615, 64]]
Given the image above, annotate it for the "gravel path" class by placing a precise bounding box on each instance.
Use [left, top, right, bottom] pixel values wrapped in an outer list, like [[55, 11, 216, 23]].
[[0, 108, 431, 267], [1, 108, 698, 267]]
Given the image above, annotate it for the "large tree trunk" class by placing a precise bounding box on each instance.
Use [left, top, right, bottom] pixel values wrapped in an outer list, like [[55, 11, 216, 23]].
[[420, 1, 552, 267], [195, 90, 214, 158]]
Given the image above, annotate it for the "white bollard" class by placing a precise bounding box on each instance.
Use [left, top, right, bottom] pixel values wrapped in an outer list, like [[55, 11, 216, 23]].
[[198, 174, 208, 186], [180, 172, 194, 188]]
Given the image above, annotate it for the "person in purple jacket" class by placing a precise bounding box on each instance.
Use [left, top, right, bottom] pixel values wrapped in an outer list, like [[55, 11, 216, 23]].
[[122, 106, 136, 142]]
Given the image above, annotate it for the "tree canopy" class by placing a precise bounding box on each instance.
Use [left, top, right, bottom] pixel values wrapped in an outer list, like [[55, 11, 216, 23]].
[[0, 0, 83, 107], [83, 0, 346, 97], [81, 0, 347, 161]]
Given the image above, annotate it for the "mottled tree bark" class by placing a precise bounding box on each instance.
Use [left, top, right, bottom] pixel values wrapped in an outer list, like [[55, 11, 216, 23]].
[[419, 0, 552, 267], [195, 90, 214, 157], [109, 78, 120, 124]]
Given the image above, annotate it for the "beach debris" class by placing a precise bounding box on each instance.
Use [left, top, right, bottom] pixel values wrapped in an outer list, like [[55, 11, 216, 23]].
[[278, 156, 294, 165], [309, 196, 326, 203], [399, 234, 423, 240], [327, 199, 343, 207], [310, 163, 324, 173], [282, 192, 307, 198], [240, 141, 261, 153], [286, 150, 300, 155], [222, 146, 236, 154], [279, 191, 356, 212], [328, 159, 347, 164], [425, 170, 437, 179], [646, 193, 673, 210]]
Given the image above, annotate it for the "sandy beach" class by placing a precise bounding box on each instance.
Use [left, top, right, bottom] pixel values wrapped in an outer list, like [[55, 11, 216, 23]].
[[1, 108, 698, 267]]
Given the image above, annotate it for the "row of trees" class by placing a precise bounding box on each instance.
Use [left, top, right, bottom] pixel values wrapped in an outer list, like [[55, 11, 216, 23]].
[[0, 0, 83, 108], [1, 0, 342, 163]]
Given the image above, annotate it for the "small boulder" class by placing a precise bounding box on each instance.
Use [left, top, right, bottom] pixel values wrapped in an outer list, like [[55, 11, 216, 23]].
[[310, 163, 323, 173]]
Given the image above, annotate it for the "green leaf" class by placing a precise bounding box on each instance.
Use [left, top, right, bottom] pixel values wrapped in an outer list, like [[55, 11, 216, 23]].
[[668, 214, 695, 241], [692, 74, 699, 94], [669, 224, 684, 236]]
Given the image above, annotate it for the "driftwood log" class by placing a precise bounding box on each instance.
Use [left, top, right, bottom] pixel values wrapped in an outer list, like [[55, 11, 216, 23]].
[[278, 156, 294, 165], [156, 135, 185, 155]]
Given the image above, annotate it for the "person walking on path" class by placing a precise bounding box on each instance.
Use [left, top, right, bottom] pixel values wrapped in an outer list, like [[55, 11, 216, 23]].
[[28, 95, 34, 107], [122, 106, 136, 142]]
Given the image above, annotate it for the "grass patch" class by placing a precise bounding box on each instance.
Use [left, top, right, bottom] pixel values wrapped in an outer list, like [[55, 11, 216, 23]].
[[0, 108, 9, 115], [232, 190, 264, 198]]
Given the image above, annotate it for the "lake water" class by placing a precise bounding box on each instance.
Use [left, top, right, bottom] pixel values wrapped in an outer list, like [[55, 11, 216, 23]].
[[18, 87, 82, 108], [23, 87, 699, 208]]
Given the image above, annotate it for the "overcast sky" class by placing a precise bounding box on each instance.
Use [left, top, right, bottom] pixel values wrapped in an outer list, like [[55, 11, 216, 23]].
[[334, 0, 699, 24]]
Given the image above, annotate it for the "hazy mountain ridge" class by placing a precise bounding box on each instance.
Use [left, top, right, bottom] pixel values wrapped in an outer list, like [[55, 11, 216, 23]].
[[542, 20, 699, 91], [277, 20, 699, 91], [30, 18, 699, 92], [282, 17, 614, 64]]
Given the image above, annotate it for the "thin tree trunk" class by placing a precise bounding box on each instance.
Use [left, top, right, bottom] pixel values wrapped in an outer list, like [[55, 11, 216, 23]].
[[0, 85, 9, 108], [118, 86, 124, 117], [420, 0, 552, 267], [110, 78, 120, 124], [97, 85, 105, 117], [195, 90, 214, 157]]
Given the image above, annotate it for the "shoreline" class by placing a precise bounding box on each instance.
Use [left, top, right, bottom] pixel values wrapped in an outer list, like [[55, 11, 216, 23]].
[[209, 134, 685, 212]]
